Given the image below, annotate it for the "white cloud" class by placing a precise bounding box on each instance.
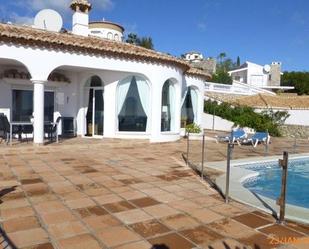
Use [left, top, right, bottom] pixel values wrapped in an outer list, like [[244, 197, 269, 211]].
[[9, 13, 34, 25], [197, 22, 207, 31]]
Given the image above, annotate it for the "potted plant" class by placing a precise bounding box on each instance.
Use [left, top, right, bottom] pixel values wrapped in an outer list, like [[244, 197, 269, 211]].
[[185, 123, 203, 140]]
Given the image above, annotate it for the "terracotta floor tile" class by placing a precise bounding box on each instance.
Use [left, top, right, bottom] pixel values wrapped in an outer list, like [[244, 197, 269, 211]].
[[190, 208, 224, 224], [129, 197, 161, 208], [87, 206, 108, 216], [208, 238, 252, 249], [0, 198, 30, 210], [286, 221, 309, 235], [3, 216, 40, 233], [0, 206, 35, 220], [143, 204, 180, 219], [83, 214, 121, 231], [40, 209, 76, 225], [66, 197, 96, 209], [94, 193, 122, 205], [180, 225, 223, 246], [97, 226, 141, 247], [160, 214, 200, 230], [103, 200, 136, 213], [259, 224, 304, 238], [152, 193, 184, 203], [113, 240, 152, 249], [168, 199, 201, 213], [29, 194, 58, 204], [129, 220, 171, 238], [48, 221, 88, 239], [148, 232, 194, 249], [233, 212, 273, 229], [7, 228, 49, 248], [21, 242, 55, 249], [208, 218, 258, 239], [115, 209, 153, 225], [23, 183, 50, 196], [57, 234, 101, 249], [209, 203, 247, 217], [34, 201, 66, 214], [191, 196, 223, 207], [119, 190, 147, 200], [239, 232, 281, 249]]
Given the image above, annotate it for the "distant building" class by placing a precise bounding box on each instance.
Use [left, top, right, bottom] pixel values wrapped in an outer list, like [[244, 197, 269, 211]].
[[228, 61, 286, 90], [89, 21, 124, 41], [183, 51, 216, 75]]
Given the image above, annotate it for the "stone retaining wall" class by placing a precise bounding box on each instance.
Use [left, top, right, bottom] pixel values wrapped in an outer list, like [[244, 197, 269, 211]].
[[279, 125, 309, 138]]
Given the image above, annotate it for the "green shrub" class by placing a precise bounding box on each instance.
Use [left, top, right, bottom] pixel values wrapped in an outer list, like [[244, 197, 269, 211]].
[[185, 123, 202, 134], [204, 100, 289, 137]]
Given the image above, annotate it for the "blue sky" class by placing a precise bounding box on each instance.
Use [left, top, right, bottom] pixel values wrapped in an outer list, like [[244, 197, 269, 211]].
[[0, 0, 308, 71]]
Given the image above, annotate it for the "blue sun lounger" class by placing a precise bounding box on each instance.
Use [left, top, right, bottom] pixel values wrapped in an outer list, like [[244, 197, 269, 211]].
[[215, 129, 247, 145], [245, 131, 270, 147]]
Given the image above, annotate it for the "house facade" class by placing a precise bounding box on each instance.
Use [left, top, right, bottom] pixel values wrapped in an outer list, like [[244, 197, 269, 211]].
[[228, 61, 283, 88], [0, 0, 210, 145]]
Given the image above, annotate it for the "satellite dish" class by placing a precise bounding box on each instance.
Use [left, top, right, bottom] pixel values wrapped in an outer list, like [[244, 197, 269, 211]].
[[263, 64, 271, 73], [34, 9, 63, 32]]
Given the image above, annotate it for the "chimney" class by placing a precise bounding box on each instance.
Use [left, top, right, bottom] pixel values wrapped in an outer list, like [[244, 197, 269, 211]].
[[70, 0, 92, 36], [268, 62, 282, 86]]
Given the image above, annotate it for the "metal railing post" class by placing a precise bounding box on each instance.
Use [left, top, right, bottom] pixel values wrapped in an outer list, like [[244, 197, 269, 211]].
[[277, 151, 289, 224], [201, 134, 205, 179], [186, 132, 190, 166], [225, 142, 234, 203]]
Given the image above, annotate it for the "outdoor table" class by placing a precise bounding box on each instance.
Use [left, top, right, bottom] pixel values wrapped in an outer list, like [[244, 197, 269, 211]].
[[10, 121, 33, 146]]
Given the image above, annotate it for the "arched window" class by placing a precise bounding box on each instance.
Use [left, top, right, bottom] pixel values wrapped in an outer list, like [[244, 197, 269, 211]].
[[114, 34, 119, 41], [161, 80, 176, 132], [107, 32, 113, 40], [181, 87, 198, 128], [117, 76, 150, 132]]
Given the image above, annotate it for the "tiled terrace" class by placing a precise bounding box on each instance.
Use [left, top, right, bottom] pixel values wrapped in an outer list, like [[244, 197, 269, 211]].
[[0, 135, 308, 249]]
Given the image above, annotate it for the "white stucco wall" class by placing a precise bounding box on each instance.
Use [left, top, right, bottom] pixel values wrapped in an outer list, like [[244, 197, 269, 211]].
[[0, 43, 205, 143], [202, 113, 234, 131]]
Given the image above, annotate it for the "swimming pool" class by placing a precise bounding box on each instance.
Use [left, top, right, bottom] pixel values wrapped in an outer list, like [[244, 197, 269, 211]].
[[241, 157, 309, 209]]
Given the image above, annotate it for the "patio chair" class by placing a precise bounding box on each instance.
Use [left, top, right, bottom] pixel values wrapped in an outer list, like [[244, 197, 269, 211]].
[[242, 131, 270, 148], [0, 115, 20, 144], [49, 117, 62, 143], [215, 129, 247, 145], [22, 125, 33, 143]]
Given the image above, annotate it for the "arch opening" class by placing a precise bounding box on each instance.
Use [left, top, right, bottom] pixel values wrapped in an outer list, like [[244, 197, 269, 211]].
[[161, 79, 176, 132], [84, 75, 104, 136], [117, 75, 150, 132], [181, 86, 198, 128]]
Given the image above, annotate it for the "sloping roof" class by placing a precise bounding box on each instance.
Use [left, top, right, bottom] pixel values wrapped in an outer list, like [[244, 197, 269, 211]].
[[0, 23, 201, 74], [231, 94, 309, 110], [184, 67, 211, 80]]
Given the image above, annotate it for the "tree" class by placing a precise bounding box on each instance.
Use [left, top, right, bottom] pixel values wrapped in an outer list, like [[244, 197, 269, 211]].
[[217, 52, 226, 64], [210, 70, 233, 84], [236, 56, 241, 67], [138, 37, 154, 50], [126, 33, 139, 45], [125, 33, 154, 50], [281, 71, 309, 95]]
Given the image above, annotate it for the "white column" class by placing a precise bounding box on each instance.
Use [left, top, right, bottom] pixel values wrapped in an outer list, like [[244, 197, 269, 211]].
[[32, 80, 46, 144]]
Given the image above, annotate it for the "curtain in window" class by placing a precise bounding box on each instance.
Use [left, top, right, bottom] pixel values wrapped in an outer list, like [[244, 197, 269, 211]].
[[190, 88, 198, 123], [118, 76, 149, 132], [135, 77, 150, 117], [117, 77, 131, 115]]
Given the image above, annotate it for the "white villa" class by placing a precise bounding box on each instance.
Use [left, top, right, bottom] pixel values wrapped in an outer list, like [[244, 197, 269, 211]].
[[0, 0, 210, 145], [228, 61, 289, 90]]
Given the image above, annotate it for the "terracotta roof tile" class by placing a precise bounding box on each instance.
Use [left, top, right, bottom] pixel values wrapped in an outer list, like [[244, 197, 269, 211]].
[[185, 67, 211, 80], [232, 94, 309, 110], [0, 23, 211, 79]]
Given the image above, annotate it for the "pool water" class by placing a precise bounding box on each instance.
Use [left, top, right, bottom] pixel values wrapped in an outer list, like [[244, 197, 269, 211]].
[[241, 157, 309, 209]]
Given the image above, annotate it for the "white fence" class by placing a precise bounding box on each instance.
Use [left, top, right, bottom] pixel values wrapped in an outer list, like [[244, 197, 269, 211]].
[[205, 81, 275, 96]]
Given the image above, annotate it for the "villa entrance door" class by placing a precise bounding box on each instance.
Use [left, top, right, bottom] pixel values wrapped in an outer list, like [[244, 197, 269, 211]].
[[86, 88, 104, 137]]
